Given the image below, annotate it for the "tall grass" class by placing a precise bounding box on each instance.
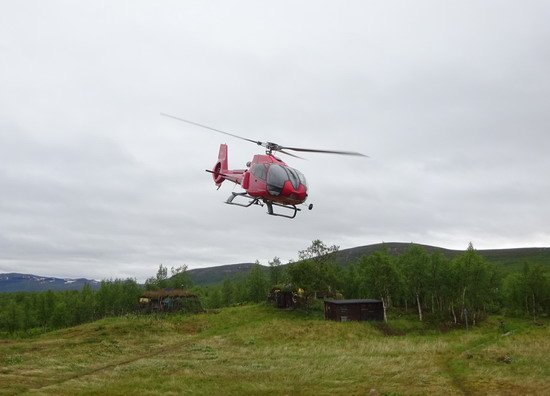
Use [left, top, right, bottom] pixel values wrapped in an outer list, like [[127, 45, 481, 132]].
[[0, 305, 548, 395]]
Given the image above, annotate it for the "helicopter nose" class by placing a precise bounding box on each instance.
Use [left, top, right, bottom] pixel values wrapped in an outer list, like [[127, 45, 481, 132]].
[[285, 183, 307, 203]]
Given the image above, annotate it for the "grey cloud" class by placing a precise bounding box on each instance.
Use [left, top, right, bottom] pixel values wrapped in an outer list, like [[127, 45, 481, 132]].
[[1, 1, 549, 281]]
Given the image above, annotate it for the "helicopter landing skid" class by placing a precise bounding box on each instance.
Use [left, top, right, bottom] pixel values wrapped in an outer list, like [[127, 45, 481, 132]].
[[225, 192, 306, 219], [265, 201, 300, 219], [225, 192, 262, 208]]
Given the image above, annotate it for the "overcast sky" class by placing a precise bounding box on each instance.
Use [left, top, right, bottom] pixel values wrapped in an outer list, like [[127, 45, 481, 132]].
[[1, 1, 549, 281]]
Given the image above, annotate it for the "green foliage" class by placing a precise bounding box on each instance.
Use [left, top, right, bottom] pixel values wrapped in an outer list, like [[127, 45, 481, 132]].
[[287, 240, 341, 299], [503, 263, 549, 319], [145, 264, 193, 291], [2, 239, 547, 338], [268, 256, 285, 286], [450, 243, 498, 324], [297, 239, 339, 261], [357, 249, 401, 305], [247, 262, 268, 303], [204, 286, 222, 309], [399, 244, 430, 320], [198, 262, 270, 308], [0, 279, 141, 335], [169, 265, 193, 289], [221, 278, 236, 307], [340, 261, 362, 299], [144, 264, 169, 290], [426, 252, 451, 313], [37, 291, 55, 330], [0, 263, 197, 336], [1, 300, 23, 333], [338, 242, 538, 327], [50, 302, 69, 329]]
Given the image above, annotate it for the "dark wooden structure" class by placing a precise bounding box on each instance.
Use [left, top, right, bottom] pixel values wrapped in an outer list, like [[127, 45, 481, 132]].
[[139, 289, 202, 313], [268, 287, 296, 309], [274, 290, 295, 309], [324, 299, 384, 322]]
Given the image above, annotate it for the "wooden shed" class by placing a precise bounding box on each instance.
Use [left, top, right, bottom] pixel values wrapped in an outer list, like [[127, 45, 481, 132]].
[[324, 299, 384, 322], [139, 289, 202, 313]]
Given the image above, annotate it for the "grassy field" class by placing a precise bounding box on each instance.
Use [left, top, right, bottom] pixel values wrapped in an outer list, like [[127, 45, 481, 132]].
[[1, 305, 548, 395]]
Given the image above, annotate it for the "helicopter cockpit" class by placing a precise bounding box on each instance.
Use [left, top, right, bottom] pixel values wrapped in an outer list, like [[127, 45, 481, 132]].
[[266, 164, 307, 196], [249, 163, 307, 196]]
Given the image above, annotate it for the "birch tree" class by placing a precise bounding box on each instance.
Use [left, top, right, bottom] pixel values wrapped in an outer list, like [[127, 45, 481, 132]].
[[358, 249, 401, 322], [399, 244, 429, 321]]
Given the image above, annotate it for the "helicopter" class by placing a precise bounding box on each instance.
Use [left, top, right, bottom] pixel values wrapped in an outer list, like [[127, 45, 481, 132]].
[[161, 113, 367, 219]]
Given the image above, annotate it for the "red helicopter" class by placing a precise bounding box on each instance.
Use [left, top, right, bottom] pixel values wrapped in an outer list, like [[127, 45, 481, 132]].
[[162, 113, 367, 218]]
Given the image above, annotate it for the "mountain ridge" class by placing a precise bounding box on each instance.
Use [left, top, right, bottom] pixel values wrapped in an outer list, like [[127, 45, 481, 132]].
[[0, 273, 100, 293]]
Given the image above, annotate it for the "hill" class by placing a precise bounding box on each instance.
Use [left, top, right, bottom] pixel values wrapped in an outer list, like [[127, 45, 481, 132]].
[[1, 304, 548, 394], [332, 243, 550, 272], [0, 273, 100, 293], [187, 262, 256, 286], [188, 243, 550, 286], [476, 247, 550, 271], [330, 242, 458, 265]]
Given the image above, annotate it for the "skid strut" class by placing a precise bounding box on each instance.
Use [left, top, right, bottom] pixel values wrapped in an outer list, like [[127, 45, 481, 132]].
[[265, 201, 300, 219], [225, 192, 261, 208], [225, 192, 311, 219]]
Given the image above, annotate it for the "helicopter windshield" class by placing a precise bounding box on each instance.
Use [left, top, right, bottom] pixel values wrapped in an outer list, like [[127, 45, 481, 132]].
[[266, 165, 307, 196]]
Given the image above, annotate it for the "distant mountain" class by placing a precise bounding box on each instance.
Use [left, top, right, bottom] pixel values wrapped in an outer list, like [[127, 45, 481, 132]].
[[0, 273, 100, 293]]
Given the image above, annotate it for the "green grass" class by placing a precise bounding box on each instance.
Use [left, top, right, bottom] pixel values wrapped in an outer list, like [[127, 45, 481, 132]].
[[0, 306, 548, 395]]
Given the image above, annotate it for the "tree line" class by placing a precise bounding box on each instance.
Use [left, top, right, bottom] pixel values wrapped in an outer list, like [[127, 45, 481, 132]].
[[0, 264, 195, 335], [0, 279, 141, 335], [200, 240, 549, 325], [1, 240, 548, 335]]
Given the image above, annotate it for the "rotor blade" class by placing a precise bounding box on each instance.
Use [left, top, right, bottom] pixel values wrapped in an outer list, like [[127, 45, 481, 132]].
[[281, 146, 369, 157], [277, 149, 305, 159], [161, 113, 261, 145]]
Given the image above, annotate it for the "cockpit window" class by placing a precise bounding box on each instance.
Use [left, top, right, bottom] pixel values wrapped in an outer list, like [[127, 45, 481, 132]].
[[285, 167, 300, 189], [267, 165, 286, 195], [295, 168, 308, 188], [266, 165, 307, 196], [250, 164, 268, 180]]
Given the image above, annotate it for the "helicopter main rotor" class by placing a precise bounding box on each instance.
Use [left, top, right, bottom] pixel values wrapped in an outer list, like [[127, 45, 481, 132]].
[[161, 113, 368, 158]]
